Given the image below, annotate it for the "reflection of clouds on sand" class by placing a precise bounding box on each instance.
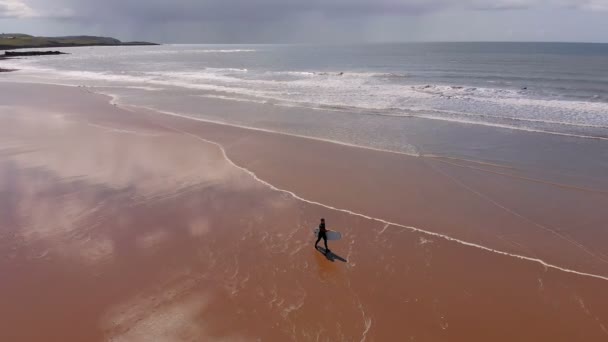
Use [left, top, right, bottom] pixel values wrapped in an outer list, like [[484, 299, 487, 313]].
[[0, 105, 276, 267], [0, 107, 250, 200], [16, 189, 90, 241], [0, 107, 71, 130], [0, 161, 117, 264], [101, 276, 248, 342], [107, 294, 208, 342], [101, 276, 208, 342], [67, 236, 115, 265], [189, 217, 210, 237], [136, 230, 170, 251]]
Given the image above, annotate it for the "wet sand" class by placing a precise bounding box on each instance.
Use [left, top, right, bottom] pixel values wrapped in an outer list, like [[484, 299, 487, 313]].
[[1, 82, 608, 341]]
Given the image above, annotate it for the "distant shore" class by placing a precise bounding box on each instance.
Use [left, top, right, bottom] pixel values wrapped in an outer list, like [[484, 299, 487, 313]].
[[0, 33, 158, 72], [0, 42, 159, 50], [0, 33, 158, 51]]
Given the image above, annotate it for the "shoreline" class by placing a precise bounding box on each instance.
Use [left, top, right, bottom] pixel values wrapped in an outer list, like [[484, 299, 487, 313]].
[[134, 92, 608, 278], [154, 114, 608, 282], [1, 81, 608, 341]]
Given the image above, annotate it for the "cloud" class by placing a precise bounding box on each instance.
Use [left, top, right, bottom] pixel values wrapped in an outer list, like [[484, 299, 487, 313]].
[[0, 0, 75, 19], [8, 0, 608, 23], [468, 0, 539, 10], [5, 0, 545, 21], [0, 0, 36, 18], [576, 0, 608, 11], [3, 0, 608, 42], [10, 0, 603, 23]]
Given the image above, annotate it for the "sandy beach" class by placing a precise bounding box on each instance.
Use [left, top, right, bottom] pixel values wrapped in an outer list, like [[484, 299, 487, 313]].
[[1, 82, 608, 341]]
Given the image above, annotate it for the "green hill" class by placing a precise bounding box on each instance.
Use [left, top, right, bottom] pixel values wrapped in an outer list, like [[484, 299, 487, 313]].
[[0, 34, 158, 50]]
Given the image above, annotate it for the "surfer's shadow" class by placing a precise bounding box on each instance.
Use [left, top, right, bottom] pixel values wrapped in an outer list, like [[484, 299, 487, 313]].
[[316, 247, 348, 263]]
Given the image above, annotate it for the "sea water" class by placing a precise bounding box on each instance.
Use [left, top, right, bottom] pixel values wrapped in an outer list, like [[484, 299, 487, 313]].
[[3, 42, 608, 185]]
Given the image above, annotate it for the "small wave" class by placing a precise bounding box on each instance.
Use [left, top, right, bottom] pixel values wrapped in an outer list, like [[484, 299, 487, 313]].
[[204, 67, 248, 73], [369, 72, 409, 78], [195, 49, 256, 53], [268, 71, 408, 79], [412, 84, 521, 98], [94, 85, 165, 91], [196, 94, 268, 104], [300, 103, 608, 140], [272, 71, 316, 77], [147, 49, 256, 54], [7, 61, 608, 140], [411, 114, 608, 141], [421, 108, 608, 130]]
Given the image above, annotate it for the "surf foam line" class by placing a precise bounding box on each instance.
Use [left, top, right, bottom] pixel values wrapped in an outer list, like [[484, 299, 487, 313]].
[[152, 119, 608, 283], [111, 102, 423, 158], [191, 91, 608, 142], [6, 78, 608, 142], [420, 107, 608, 130]]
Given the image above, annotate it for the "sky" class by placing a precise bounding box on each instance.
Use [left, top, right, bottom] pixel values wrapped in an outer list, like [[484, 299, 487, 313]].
[[1, 0, 608, 43]]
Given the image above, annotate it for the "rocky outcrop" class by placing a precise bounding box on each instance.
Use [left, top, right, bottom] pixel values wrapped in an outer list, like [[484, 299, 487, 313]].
[[4, 51, 67, 57], [0, 34, 158, 50]]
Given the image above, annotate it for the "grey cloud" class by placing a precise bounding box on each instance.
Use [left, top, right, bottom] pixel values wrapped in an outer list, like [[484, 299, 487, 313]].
[[12, 0, 608, 22], [573, 0, 608, 11], [0, 0, 36, 18], [18, 0, 543, 20], [4, 0, 608, 42]]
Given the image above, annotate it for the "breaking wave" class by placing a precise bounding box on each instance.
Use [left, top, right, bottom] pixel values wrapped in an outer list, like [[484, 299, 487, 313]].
[[4, 56, 608, 140]]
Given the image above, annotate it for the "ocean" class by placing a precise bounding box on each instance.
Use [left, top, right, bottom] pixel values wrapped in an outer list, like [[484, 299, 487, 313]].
[[3, 42, 608, 185]]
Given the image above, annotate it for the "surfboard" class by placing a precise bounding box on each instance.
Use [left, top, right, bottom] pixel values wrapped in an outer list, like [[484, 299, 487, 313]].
[[314, 228, 342, 241]]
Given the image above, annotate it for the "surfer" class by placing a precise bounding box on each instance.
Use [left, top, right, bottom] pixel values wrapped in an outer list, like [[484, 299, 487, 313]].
[[315, 218, 330, 253]]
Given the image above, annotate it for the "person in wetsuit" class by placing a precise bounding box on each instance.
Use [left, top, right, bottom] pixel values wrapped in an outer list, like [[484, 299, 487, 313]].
[[315, 218, 330, 253]]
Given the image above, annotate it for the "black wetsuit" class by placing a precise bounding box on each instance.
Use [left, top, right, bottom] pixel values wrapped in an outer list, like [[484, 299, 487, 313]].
[[315, 222, 329, 250]]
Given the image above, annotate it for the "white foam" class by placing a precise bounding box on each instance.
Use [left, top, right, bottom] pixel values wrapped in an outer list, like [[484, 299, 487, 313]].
[[148, 49, 256, 54], [95, 85, 165, 91], [6, 58, 608, 140], [196, 94, 268, 104], [205, 67, 248, 72], [413, 83, 608, 113], [146, 72, 608, 137], [420, 107, 608, 130]]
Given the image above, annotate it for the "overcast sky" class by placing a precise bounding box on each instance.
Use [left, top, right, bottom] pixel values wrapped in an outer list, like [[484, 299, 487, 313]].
[[1, 0, 608, 43]]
